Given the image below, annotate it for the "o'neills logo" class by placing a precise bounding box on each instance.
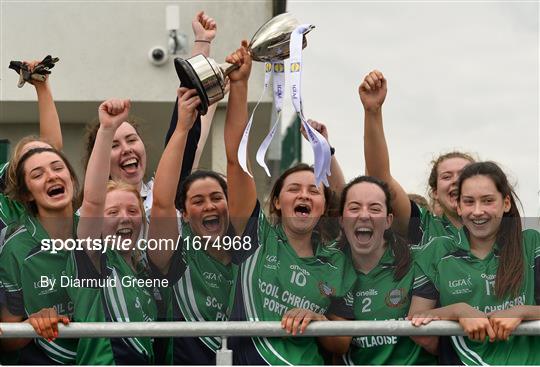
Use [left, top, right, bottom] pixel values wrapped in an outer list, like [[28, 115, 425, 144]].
[[290, 62, 301, 72], [318, 281, 335, 297], [385, 288, 408, 308], [273, 63, 284, 73]]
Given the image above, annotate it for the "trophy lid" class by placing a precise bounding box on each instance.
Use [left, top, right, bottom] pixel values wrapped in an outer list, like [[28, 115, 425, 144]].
[[249, 12, 314, 62]]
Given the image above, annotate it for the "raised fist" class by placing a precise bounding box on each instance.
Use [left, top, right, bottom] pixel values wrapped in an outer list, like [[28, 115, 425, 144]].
[[192, 11, 217, 42], [98, 99, 131, 131], [358, 70, 387, 112]]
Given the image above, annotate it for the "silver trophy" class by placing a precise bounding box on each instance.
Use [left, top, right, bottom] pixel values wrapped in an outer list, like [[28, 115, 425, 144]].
[[174, 13, 314, 114]]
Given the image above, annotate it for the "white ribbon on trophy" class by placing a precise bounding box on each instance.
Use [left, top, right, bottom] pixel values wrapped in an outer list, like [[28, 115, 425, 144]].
[[289, 24, 331, 186], [256, 61, 285, 176], [237, 62, 272, 177]]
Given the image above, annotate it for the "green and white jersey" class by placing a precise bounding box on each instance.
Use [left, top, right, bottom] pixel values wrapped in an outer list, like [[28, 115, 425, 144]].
[[229, 203, 356, 365], [160, 222, 237, 365], [66, 248, 157, 365], [0, 214, 78, 364], [0, 161, 8, 192], [413, 228, 540, 365], [343, 247, 436, 365], [0, 193, 27, 248], [410, 202, 460, 250]]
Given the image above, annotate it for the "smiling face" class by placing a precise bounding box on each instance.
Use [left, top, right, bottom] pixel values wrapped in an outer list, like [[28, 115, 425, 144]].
[[23, 151, 75, 214], [433, 157, 472, 216], [183, 177, 229, 241], [274, 170, 326, 236], [109, 122, 146, 187], [103, 189, 143, 249], [458, 174, 510, 247], [340, 182, 392, 258]]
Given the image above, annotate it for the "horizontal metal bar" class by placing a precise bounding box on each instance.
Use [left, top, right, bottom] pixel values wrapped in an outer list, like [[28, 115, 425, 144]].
[[1, 320, 540, 338]]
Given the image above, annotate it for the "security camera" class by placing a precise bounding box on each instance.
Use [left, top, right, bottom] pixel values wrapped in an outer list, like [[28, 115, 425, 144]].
[[148, 46, 169, 66]]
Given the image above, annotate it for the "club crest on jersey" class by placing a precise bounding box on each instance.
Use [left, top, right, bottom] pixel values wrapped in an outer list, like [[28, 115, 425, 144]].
[[385, 288, 408, 308], [264, 255, 280, 270], [318, 281, 335, 297]]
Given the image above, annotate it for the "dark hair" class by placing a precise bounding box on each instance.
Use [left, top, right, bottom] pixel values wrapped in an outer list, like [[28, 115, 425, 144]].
[[7, 147, 80, 215], [428, 151, 475, 200], [178, 170, 228, 213], [82, 118, 144, 174], [340, 176, 411, 280], [457, 161, 523, 299], [267, 163, 337, 243]]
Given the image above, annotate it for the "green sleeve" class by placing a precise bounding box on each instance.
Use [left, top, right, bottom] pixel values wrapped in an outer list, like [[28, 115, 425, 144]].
[[0, 233, 25, 315], [411, 238, 448, 299]]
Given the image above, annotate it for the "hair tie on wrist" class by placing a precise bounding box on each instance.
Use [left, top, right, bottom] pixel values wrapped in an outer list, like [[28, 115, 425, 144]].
[[195, 40, 211, 43]]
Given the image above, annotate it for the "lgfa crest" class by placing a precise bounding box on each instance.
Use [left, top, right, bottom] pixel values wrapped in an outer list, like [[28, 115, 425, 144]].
[[273, 62, 284, 73], [318, 281, 335, 297], [384, 288, 408, 308]]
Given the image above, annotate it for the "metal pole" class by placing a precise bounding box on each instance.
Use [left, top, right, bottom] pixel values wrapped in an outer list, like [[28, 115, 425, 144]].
[[215, 336, 233, 366], [1, 320, 540, 338]]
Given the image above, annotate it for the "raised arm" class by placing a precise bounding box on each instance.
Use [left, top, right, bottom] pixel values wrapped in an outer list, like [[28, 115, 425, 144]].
[[148, 88, 200, 274], [360, 70, 412, 237], [164, 11, 218, 208], [77, 99, 130, 265], [301, 119, 345, 194], [24, 60, 62, 150], [224, 41, 257, 234], [190, 10, 216, 57]]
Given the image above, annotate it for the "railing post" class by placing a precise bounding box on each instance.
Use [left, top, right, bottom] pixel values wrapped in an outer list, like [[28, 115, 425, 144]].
[[215, 336, 233, 365]]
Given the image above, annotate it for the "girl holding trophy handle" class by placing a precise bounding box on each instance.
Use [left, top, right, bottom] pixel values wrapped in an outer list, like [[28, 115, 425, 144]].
[[148, 85, 250, 364], [83, 10, 216, 217], [224, 41, 356, 366]]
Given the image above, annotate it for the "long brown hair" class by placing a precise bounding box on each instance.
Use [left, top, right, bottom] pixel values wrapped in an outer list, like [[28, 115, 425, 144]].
[[457, 161, 523, 299], [339, 176, 411, 280], [7, 147, 79, 215]]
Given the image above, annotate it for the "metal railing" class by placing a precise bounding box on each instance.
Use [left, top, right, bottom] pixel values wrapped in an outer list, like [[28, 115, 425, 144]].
[[2, 321, 540, 365]]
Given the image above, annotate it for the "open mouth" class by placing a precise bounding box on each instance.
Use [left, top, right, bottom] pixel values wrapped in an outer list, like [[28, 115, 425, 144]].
[[202, 215, 221, 232], [116, 227, 133, 237], [294, 204, 311, 217], [354, 227, 373, 243], [449, 189, 458, 200], [47, 184, 65, 198], [121, 158, 139, 174], [471, 218, 489, 226]]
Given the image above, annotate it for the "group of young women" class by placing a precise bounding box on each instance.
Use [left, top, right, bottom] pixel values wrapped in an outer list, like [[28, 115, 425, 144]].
[[1, 10, 539, 367]]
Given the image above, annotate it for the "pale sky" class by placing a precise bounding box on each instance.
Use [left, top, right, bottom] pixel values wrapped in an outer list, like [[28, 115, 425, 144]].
[[277, 1, 539, 216]]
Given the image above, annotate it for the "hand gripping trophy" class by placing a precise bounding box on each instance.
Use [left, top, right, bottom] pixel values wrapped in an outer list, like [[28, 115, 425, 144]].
[[174, 13, 314, 114]]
